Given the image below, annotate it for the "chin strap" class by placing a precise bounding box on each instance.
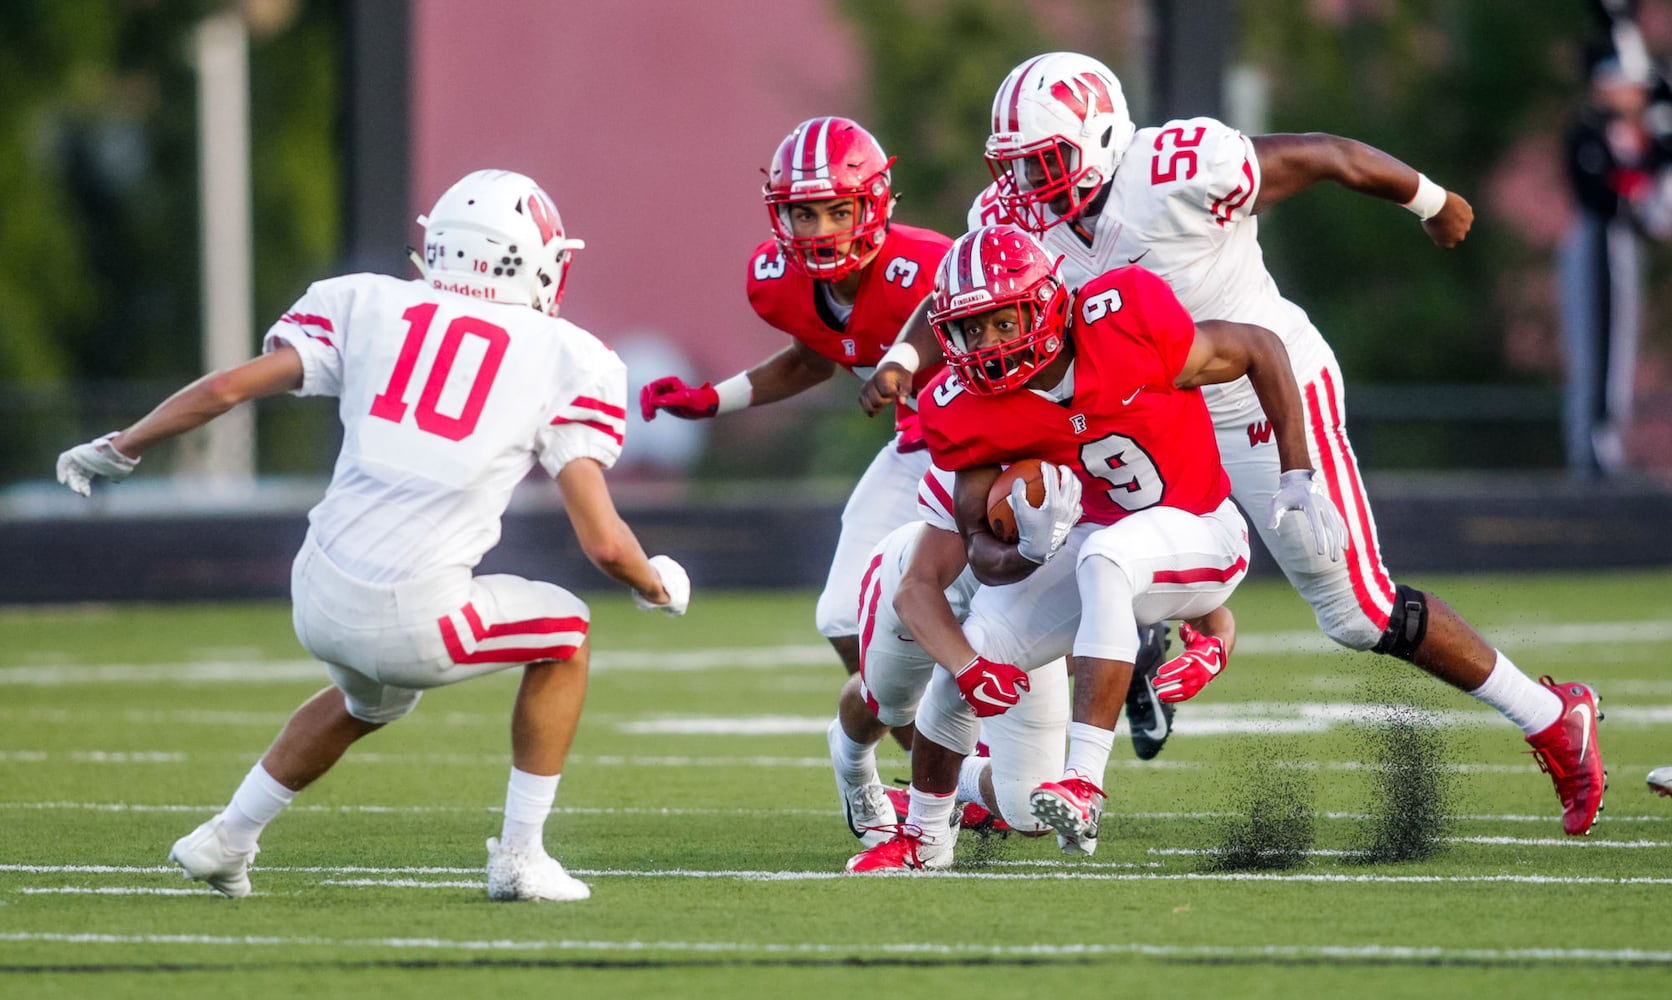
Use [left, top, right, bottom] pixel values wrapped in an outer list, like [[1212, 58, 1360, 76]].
[[405, 245, 428, 280]]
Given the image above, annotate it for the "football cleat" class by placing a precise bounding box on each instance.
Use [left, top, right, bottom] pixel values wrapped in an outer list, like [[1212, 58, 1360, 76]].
[[485, 837, 590, 902], [168, 813, 258, 899], [845, 826, 954, 873], [1647, 766, 1672, 798], [1029, 776, 1105, 857], [1526, 676, 1607, 836], [828, 720, 896, 847], [1125, 622, 1174, 760]]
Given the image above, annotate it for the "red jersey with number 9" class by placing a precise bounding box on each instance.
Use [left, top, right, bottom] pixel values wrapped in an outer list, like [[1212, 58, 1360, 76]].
[[917, 265, 1230, 526], [746, 223, 951, 440]]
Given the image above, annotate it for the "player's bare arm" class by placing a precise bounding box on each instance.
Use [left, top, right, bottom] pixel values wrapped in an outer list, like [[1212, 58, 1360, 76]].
[[953, 464, 1040, 586], [1249, 132, 1472, 248], [744, 341, 839, 406], [555, 458, 669, 604], [111, 346, 306, 458], [860, 297, 941, 416], [1176, 319, 1311, 474], [891, 526, 980, 674]]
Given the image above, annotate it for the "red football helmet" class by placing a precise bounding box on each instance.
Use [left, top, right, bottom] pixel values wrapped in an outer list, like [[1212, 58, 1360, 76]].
[[763, 117, 895, 280], [928, 225, 1070, 395]]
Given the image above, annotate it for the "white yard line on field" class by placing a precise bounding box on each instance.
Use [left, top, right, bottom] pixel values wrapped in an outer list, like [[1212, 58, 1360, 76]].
[[0, 932, 1670, 969], [6, 864, 1672, 886]]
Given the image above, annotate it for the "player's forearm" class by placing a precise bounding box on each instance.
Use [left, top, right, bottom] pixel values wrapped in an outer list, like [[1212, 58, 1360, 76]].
[[114, 354, 299, 457], [964, 532, 1038, 587], [743, 347, 835, 406], [1242, 333, 1312, 474], [893, 580, 977, 674], [581, 521, 663, 598], [1252, 133, 1420, 211]]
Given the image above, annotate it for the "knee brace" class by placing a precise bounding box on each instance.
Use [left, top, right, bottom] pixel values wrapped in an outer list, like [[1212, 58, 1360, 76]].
[[1371, 584, 1428, 662]]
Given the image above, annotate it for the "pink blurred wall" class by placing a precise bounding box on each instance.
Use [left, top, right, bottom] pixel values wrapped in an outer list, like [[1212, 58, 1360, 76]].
[[411, 0, 865, 375]]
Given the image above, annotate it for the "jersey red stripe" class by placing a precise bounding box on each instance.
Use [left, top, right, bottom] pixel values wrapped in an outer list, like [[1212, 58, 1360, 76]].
[[282, 312, 336, 332], [1152, 554, 1248, 585], [548, 416, 625, 445], [856, 552, 887, 676], [439, 615, 581, 665], [460, 602, 589, 640], [1319, 367, 1396, 605], [1306, 377, 1392, 631], [571, 396, 627, 419]]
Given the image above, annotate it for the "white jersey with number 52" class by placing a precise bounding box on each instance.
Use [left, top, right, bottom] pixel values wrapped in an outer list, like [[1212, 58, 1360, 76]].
[[263, 274, 628, 584], [969, 116, 1331, 385]]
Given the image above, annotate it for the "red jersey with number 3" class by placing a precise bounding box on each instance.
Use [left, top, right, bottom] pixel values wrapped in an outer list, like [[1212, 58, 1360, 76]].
[[746, 223, 951, 439], [918, 265, 1230, 526]]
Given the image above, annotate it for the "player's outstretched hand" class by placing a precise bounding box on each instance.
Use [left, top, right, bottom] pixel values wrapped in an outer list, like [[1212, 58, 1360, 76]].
[[1268, 469, 1347, 562], [56, 432, 138, 497], [1013, 462, 1082, 563], [1424, 192, 1473, 249], [1152, 623, 1228, 703], [640, 377, 719, 421], [633, 555, 690, 616], [859, 362, 913, 417], [955, 655, 1030, 718]]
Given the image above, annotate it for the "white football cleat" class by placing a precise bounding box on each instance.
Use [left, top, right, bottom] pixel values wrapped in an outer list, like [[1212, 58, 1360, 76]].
[[168, 813, 257, 898], [1648, 766, 1672, 798], [486, 837, 590, 902], [827, 719, 896, 847]]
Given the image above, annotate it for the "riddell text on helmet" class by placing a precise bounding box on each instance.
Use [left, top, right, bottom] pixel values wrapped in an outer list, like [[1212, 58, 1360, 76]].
[[430, 279, 506, 300]]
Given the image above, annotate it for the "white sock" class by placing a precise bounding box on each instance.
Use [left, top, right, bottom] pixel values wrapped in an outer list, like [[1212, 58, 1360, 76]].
[[955, 756, 989, 808], [906, 786, 958, 844], [501, 768, 561, 853], [222, 763, 295, 853], [1065, 722, 1116, 786], [832, 721, 881, 788], [1468, 651, 1562, 735]]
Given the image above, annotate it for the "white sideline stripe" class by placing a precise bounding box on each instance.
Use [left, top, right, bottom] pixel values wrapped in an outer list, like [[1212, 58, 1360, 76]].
[[5, 618, 1672, 685], [0, 931, 1667, 965], [16, 896, 205, 903], [0, 803, 1668, 824], [6, 864, 1672, 886]]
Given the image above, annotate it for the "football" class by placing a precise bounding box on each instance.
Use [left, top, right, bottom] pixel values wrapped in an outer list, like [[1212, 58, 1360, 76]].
[[986, 458, 1046, 544]]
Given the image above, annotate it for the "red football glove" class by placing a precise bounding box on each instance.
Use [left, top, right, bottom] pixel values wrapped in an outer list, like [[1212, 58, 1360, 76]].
[[640, 376, 720, 421], [955, 656, 1030, 718], [1152, 623, 1228, 704]]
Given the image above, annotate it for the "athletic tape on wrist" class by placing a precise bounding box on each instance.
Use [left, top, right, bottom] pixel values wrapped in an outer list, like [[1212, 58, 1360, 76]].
[[713, 372, 753, 414], [1403, 173, 1446, 221], [879, 341, 921, 374]]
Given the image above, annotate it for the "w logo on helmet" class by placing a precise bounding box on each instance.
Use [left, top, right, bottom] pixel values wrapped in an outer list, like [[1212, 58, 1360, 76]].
[[1050, 73, 1113, 122], [525, 191, 561, 245]]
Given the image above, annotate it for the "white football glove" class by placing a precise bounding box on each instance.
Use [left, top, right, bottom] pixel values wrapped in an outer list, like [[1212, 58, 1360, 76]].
[[1013, 462, 1083, 564], [1268, 469, 1348, 562], [56, 432, 139, 497], [633, 554, 690, 617]]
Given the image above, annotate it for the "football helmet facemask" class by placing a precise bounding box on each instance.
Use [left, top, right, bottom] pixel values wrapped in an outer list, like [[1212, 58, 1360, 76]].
[[928, 225, 1070, 395], [986, 52, 1136, 234], [419, 169, 585, 316], [764, 117, 896, 280]]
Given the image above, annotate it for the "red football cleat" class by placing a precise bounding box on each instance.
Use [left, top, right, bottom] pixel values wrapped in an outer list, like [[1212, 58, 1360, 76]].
[[1526, 676, 1606, 836], [885, 785, 1011, 835], [844, 826, 953, 872]]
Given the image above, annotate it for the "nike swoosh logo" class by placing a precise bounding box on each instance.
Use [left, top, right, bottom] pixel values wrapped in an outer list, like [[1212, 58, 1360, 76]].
[[1128, 251, 1150, 264], [1571, 702, 1593, 761], [971, 685, 1012, 709], [1137, 688, 1169, 741], [1121, 388, 1142, 405]]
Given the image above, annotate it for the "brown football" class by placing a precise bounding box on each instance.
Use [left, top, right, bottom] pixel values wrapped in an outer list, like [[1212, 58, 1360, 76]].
[[986, 458, 1047, 544]]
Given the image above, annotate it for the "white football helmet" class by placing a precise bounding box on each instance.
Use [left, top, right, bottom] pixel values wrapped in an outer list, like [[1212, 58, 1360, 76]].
[[986, 52, 1136, 233], [418, 169, 585, 316]]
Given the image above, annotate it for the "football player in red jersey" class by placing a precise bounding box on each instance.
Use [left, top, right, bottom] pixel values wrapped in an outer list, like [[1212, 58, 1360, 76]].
[[642, 118, 948, 709], [848, 225, 1346, 871], [864, 52, 1607, 840]]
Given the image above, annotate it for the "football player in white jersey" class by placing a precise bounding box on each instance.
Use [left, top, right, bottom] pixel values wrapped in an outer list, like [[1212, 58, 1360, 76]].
[[861, 52, 1606, 838], [55, 169, 691, 901]]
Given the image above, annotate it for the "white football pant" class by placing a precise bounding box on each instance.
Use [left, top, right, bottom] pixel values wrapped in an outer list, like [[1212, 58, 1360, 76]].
[[815, 434, 932, 640]]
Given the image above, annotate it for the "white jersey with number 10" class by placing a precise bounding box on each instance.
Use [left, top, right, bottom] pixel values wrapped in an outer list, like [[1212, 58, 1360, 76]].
[[263, 273, 628, 584]]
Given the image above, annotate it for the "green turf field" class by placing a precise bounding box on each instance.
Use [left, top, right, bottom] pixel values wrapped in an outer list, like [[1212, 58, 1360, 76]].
[[2, 570, 1669, 998]]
